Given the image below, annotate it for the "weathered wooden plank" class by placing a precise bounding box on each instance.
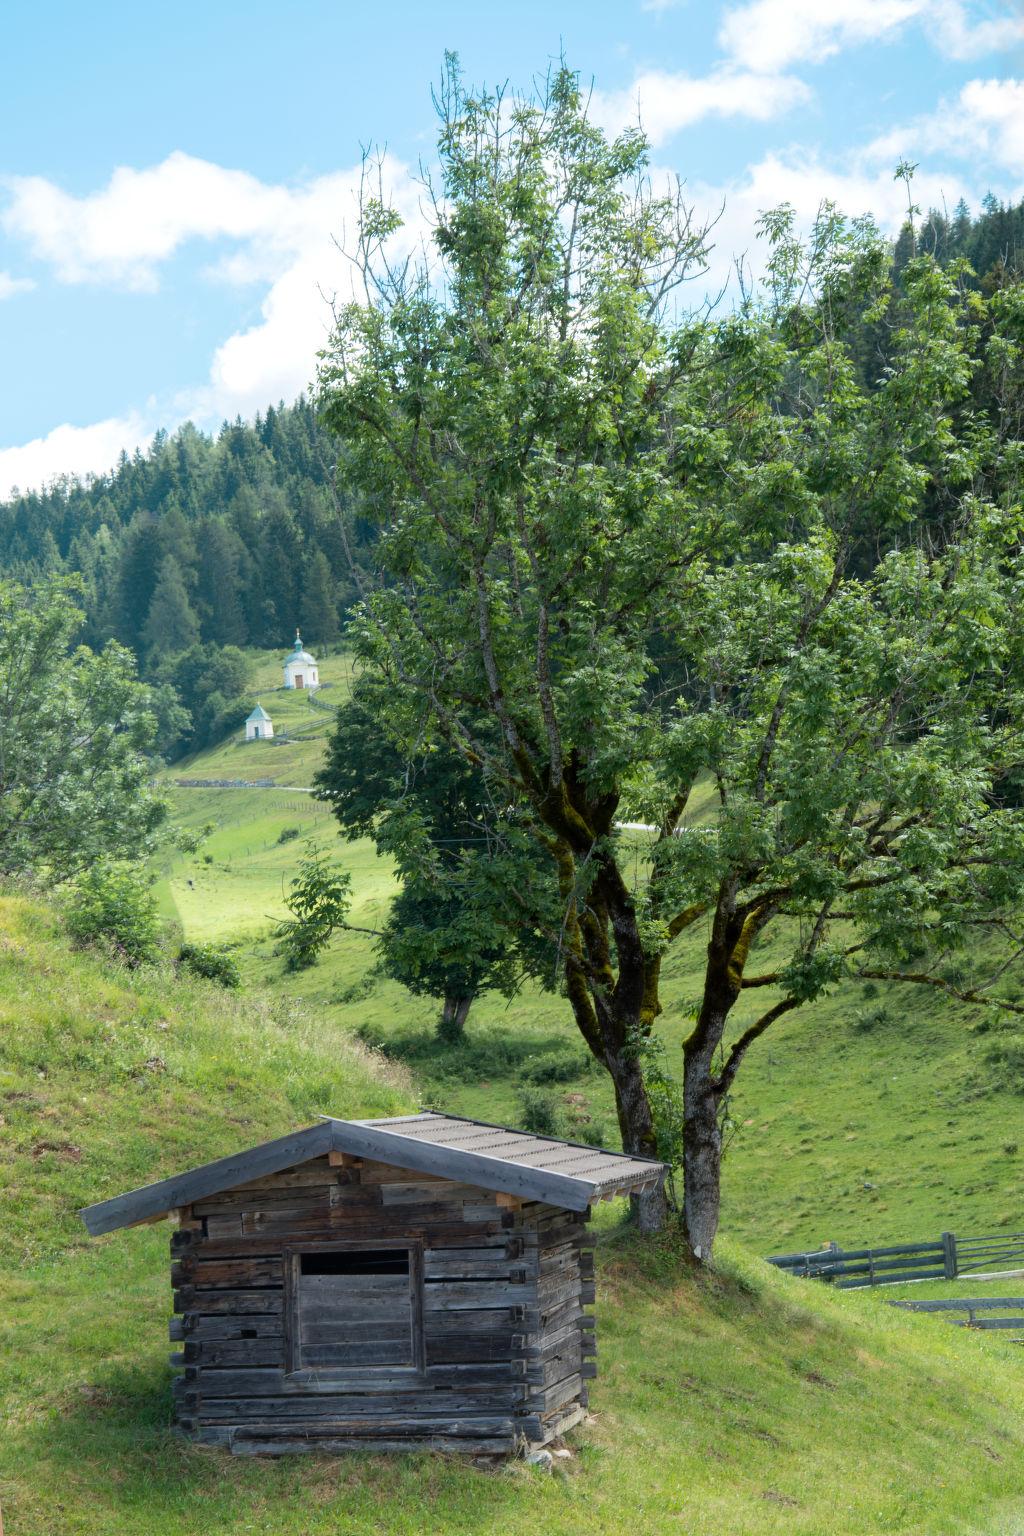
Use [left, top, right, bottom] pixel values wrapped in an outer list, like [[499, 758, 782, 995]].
[[379, 1182, 487, 1206], [174, 1288, 283, 1315], [204, 1216, 244, 1240], [952, 1316, 1024, 1330], [890, 1297, 1024, 1312], [527, 1372, 584, 1413], [300, 1318, 411, 1345], [422, 1249, 532, 1280], [186, 1220, 507, 1258], [422, 1281, 533, 1312], [230, 1159, 340, 1192], [187, 1339, 284, 1368], [178, 1256, 283, 1289], [188, 1313, 283, 1340], [79, 1122, 334, 1235], [322, 1121, 598, 1212], [193, 1186, 339, 1215], [295, 1317, 409, 1341], [197, 1390, 525, 1418], [227, 1433, 518, 1455]]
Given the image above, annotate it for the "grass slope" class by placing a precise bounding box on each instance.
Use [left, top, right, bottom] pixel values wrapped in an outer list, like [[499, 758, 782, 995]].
[[4, 895, 1024, 1535], [153, 650, 1024, 1258]]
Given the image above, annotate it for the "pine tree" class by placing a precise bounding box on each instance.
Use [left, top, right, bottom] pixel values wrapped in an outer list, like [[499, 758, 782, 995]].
[[143, 555, 200, 659], [299, 548, 340, 646], [194, 519, 247, 645]]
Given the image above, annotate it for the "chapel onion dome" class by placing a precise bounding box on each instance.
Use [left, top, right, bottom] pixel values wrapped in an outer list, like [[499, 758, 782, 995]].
[[285, 631, 317, 665]]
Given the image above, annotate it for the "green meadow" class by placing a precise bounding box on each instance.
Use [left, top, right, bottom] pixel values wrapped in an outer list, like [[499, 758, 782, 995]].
[[153, 648, 1024, 1256], [4, 892, 1024, 1536]]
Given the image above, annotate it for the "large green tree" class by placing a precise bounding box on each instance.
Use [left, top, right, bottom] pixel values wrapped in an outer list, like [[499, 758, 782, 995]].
[[0, 578, 166, 880], [320, 66, 1024, 1252], [316, 692, 554, 1038]]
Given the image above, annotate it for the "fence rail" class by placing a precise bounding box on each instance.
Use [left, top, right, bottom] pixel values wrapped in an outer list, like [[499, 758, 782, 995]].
[[889, 1297, 1024, 1335], [766, 1229, 1024, 1289]]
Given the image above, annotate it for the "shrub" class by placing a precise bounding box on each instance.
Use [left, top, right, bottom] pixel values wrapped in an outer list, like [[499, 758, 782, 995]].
[[334, 975, 377, 1005], [64, 863, 161, 967], [522, 1048, 588, 1084], [277, 826, 301, 845], [517, 1085, 562, 1138], [276, 845, 351, 971], [178, 942, 240, 989]]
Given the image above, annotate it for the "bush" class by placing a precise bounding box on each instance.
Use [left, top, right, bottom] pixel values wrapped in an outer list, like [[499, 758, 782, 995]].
[[517, 1085, 562, 1138], [64, 863, 161, 967], [277, 826, 301, 844], [178, 942, 240, 989], [522, 1048, 588, 1084], [334, 974, 377, 1005], [851, 1005, 891, 1033]]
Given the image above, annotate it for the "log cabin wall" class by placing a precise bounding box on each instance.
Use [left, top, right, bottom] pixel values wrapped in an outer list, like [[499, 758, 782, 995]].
[[168, 1153, 596, 1455]]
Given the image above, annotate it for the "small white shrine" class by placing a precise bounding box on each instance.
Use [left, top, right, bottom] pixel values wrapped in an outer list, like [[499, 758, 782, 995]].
[[245, 702, 274, 741], [282, 631, 319, 690]]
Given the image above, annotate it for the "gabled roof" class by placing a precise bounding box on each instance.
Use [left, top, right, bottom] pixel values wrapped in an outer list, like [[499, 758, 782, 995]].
[[78, 1112, 666, 1236]]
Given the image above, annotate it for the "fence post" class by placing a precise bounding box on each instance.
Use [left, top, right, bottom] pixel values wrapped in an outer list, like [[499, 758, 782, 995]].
[[942, 1231, 957, 1280]]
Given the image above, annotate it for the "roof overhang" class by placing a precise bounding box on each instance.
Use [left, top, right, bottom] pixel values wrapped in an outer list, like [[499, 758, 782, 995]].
[[79, 1115, 666, 1237]]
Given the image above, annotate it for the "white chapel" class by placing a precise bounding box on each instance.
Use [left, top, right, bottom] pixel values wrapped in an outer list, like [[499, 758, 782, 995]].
[[282, 631, 319, 690], [245, 702, 274, 741]]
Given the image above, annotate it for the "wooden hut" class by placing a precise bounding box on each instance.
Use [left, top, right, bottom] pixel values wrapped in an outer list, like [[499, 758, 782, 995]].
[[80, 1112, 665, 1458]]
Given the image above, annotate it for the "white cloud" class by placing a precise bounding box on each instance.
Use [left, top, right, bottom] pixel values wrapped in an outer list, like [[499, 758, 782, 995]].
[[0, 150, 426, 491], [0, 271, 34, 300], [2, 153, 298, 290], [690, 149, 977, 293], [718, 0, 1023, 73], [0, 411, 152, 500], [868, 77, 1024, 174], [592, 67, 811, 145]]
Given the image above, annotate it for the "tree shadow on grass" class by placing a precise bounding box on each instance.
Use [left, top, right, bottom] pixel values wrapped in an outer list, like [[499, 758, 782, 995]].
[[355, 1018, 600, 1092]]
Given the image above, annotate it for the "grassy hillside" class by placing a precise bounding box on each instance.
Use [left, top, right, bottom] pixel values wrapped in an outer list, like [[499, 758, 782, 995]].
[[151, 649, 1024, 1258], [5, 892, 1024, 1535]]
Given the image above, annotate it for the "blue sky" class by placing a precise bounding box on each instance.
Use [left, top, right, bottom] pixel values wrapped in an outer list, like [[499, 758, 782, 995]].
[[1, 0, 1021, 495]]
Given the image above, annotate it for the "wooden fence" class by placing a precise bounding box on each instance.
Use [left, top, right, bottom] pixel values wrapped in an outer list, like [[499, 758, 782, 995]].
[[766, 1229, 1024, 1289], [766, 1235, 957, 1289], [889, 1296, 1024, 1332]]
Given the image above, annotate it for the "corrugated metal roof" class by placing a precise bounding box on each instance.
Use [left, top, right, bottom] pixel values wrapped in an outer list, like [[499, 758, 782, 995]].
[[79, 1112, 667, 1235]]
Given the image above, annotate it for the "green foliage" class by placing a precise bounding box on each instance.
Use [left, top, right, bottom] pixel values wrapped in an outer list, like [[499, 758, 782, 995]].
[[517, 1084, 562, 1137], [170, 821, 215, 855], [276, 825, 301, 844], [176, 941, 240, 989], [64, 862, 161, 967], [0, 577, 166, 881], [318, 60, 1024, 1250], [316, 690, 557, 1023], [0, 401, 358, 663], [275, 844, 352, 971], [152, 643, 254, 759]]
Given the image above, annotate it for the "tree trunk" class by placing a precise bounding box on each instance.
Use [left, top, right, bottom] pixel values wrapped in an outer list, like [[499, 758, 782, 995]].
[[682, 1029, 723, 1262], [605, 1041, 668, 1232], [437, 994, 472, 1044]]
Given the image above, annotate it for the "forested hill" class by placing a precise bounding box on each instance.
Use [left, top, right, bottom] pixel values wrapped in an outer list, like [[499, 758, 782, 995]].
[[0, 191, 1020, 762], [0, 398, 362, 656], [0, 398, 378, 758]]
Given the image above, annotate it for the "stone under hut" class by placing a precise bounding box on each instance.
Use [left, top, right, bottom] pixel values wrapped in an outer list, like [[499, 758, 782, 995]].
[[79, 1112, 666, 1458]]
